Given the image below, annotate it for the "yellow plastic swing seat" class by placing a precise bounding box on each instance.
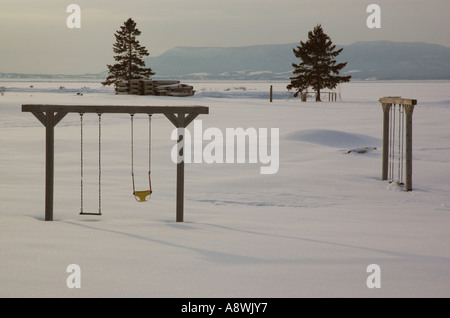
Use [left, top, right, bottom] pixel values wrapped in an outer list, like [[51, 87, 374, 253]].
[[134, 190, 152, 202]]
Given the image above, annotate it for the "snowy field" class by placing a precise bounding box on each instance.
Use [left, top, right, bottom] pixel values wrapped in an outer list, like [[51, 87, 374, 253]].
[[0, 80, 449, 298]]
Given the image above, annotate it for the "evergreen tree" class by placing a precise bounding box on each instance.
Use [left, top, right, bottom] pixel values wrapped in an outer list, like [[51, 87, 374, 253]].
[[102, 18, 155, 86], [287, 24, 351, 101]]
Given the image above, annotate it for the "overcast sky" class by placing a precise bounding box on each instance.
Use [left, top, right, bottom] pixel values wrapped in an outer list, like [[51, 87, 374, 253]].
[[1, 0, 449, 74]]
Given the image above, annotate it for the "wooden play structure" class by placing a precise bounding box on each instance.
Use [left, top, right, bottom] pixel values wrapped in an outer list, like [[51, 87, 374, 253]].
[[270, 85, 340, 102], [22, 104, 209, 222], [379, 97, 416, 191], [300, 91, 340, 102]]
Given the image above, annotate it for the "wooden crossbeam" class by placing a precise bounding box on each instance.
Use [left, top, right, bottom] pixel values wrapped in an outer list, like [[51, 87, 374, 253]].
[[22, 104, 208, 115], [379, 97, 417, 106]]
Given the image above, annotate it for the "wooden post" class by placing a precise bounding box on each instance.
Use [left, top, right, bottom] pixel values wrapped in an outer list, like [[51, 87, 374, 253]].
[[45, 112, 55, 221], [176, 114, 185, 222], [404, 104, 415, 191], [381, 102, 391, 181], [269, 85, 273, 102], [164, 111, 201, 222], [28, 110, 67, 221], [301, 92, 307, 102]]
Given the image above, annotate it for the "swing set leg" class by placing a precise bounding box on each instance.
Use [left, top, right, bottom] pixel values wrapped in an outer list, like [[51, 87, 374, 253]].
[[31, 110, 67, 221], [45, 114, 55, 221], [381, 103, 391, 181], [176, 159, 184, 222]]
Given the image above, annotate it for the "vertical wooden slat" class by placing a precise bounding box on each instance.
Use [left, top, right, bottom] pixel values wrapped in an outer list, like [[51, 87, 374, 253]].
[[381, 103, 391, 181], [404, 104, 415, 191]]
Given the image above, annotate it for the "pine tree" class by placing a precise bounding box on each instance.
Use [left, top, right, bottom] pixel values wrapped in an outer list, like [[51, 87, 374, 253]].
[[102, 18, 155, 86], [287, 24, 351, 101]]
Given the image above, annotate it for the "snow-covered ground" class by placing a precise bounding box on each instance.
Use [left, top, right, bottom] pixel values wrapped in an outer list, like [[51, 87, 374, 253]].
[[0, 80, 449, 297]]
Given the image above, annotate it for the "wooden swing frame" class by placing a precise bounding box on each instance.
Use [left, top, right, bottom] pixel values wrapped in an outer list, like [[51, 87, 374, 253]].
[[22, 104, 209, 222], [379, 97, 416, 191]]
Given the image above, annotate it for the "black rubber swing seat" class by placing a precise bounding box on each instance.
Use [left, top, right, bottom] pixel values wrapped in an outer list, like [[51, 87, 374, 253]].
[[80, 211, 102, 215]]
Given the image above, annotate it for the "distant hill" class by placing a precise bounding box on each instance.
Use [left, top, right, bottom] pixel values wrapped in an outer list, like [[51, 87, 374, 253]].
[[0, 72, 106, 81], [145, 41, 450, 80], [145, 43, 296, 80], [338, 41, 450, 80], [2, 41, 448, 81]]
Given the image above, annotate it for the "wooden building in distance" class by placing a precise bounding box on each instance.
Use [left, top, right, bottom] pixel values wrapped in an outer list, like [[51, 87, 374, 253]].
[[115, 80, 195, 97]]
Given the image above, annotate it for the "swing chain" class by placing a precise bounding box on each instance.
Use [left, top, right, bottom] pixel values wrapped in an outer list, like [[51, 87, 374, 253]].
[[388, 105, 392, 182], [130, 113, 152, 201], [148, 114, 152, 193], [398, 105, 404, 185], [80, 113, 84, 213], [388, 104, 406, 185], [389, 104, 396, 182], [79, 112, 102, 215], [98, 113, 102, 214], [130, 114, 135, 193], [148, 114, 152, 174]]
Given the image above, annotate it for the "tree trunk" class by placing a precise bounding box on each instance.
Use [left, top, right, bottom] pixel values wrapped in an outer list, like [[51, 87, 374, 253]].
[[316, 88, 321, 102], [128, 34, 132, 81]]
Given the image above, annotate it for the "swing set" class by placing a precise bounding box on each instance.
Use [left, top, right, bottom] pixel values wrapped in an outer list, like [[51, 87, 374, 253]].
[[379, 97, 416, 191], [22, 104, 209, 222]]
